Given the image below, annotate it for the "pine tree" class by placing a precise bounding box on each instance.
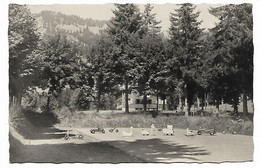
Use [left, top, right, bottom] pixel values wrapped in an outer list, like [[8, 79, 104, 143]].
[[107, 4, 143, 113], [134, 4, 165, 112], [209, 4, 253, 115], [168, 3, 204, 115]]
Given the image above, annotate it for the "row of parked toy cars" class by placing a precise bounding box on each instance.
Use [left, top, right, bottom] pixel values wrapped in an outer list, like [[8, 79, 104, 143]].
[[89, 125, 217, 136]]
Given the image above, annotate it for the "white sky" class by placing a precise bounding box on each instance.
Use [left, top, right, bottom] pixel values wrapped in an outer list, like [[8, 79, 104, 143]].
[[28, 3, 222, 32]]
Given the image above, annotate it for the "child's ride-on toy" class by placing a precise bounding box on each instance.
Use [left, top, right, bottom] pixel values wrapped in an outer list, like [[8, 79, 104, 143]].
[[109, 127, 119, 133], [162, 125, 174, 136], [64, 126, 84, 140], [90, 126, 105, 134], [197, 127, 216, 136]]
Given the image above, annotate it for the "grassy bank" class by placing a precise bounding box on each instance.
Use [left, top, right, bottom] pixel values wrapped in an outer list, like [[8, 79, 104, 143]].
[[58, 111, 253, 136], [9, 107, 253, 136], [9, 108, 64, 139]]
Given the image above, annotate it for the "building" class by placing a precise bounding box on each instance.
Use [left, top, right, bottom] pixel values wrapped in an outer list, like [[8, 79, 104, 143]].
[[116, 89, 167, 112]]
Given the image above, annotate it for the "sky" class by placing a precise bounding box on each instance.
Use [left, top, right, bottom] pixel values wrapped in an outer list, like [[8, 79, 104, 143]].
[[28, 3, 222, 32]]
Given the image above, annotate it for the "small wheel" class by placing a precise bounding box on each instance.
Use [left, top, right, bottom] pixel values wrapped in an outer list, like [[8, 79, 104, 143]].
[[109, 129, 113, 133], [64, 134, 69, 140], [115, 129, 119, 133], [210, 132, 215, 136], [197, 131, 202, 135], [102, 129, 105, 134], [90, 130, 95, 134], [78, 135, 83, 139]]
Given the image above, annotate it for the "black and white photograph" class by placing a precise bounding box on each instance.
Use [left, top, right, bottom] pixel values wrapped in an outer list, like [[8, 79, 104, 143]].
[[2, 0, 260, 166]]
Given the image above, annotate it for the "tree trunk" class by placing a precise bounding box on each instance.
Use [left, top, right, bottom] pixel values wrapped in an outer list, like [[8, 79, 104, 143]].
[[197, 97, 200, 109], [46, 95, 50, 113], [156, 92, 159, 112], [204, 93, 208, 109], [109, 92, 114, 110], [17, 93, 22, 107], [241, 67, 248, 115], [234, 104, 238, 116], [163, 99, 166, 110], [242, 92, 248, 115], [185, 96, 189, 116], [143, 92, 147, 112], [188, 101, 192, 116], [96, 92, 101, 113], [216, 99, 220, 113], [178, 93, 182, 111], [12, 96, 16, 108], [125, 78, 129, 113], [201, 93, 204, 111]]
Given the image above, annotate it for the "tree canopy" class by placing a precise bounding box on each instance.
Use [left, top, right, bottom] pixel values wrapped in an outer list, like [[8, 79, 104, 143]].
[[9, 4, 40, 105]]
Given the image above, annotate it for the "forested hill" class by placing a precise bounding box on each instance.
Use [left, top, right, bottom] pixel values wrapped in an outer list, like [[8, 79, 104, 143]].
[[34, 10, 108, 46], [36, 10, 107, 28]]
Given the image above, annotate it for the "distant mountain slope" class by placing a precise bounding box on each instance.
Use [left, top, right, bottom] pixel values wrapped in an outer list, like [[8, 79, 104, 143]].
[[34, 10, 108, 47]]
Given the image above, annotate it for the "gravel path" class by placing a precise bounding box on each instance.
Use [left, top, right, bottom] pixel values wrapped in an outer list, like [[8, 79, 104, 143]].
[[9, 125, 253, 163], [73, 127, 254, 163]]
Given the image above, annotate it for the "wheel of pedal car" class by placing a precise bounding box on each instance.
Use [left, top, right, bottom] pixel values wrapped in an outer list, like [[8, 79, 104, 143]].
[[109, 129, 113, 132], [90, 130, 95, 134], [64, 134, 69, 140], [102, 129, 105, 133], [78, 135, 83, 139], [197, 131, 202, 135], [210, 132, 215, 136], [115, 129, 119, 132]]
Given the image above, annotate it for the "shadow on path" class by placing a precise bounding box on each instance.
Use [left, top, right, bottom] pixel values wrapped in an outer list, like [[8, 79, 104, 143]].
[[108, 138, 210, 162], [13, 109, 70, 140], [9, 134, 144, 163]]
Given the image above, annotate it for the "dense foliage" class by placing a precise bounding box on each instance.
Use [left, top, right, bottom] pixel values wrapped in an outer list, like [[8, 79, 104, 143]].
[[9, 4, 40, 106], [9, 3, 253, 117]]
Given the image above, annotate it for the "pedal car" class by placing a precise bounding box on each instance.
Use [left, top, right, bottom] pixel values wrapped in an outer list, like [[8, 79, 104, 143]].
[[197, 127, 216, 136], [162, 125, 174, 136], [90, 126, 105, 134], [185, 128, 195, 136]]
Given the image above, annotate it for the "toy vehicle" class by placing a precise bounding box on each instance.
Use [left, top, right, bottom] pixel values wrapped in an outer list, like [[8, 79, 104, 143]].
[[141, 129, 149, 136], [65, 133, 84, 140], [162, 125, 174, 136], [64, 126, 84, 140], [109, 127, 119, 133], [90, 126, 105, 134], [197, 127, 216, 136], [185, 128, 195, 136], [122, 126, 133, 137]]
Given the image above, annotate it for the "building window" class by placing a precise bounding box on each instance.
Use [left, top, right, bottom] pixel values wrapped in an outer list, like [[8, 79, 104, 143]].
[[136, 99, 141, 104]]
